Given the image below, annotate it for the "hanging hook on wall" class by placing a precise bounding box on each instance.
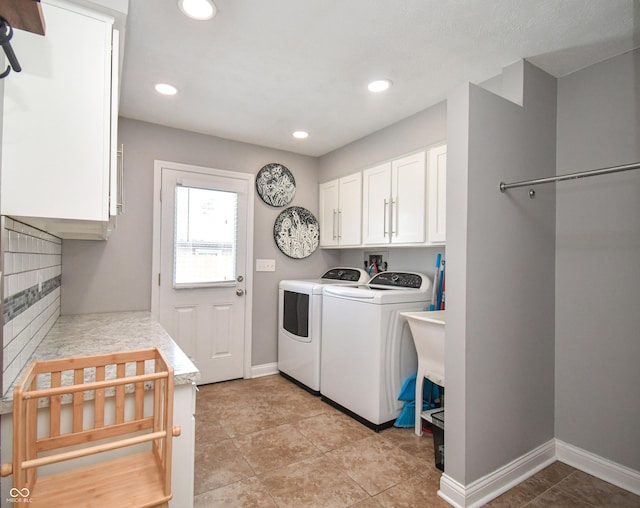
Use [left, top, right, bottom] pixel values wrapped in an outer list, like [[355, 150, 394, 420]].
[[0, 16, 22, 79]]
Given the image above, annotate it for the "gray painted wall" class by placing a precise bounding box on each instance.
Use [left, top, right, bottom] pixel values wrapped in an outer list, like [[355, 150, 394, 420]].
[[318, 101, 447, 183], [555, 49, 640, 471], [337, 248, 445, 281], [61, 118, 340, 366], [446, 61, 557, 484], [444, 81, 470, 484]]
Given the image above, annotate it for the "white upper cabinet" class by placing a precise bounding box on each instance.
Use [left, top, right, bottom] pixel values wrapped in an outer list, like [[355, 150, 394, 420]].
[[1, 0, 120, 239], [427, 144, 447, 243], [319, 179, 340, 247], [319, 172, 362, 247], [391, 152, 426, 243], [363, 151, 426, 245], [361, 162, 390, 244]]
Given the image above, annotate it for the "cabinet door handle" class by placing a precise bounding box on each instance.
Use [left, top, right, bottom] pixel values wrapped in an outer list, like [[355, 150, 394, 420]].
[[338, 209, 342, 239], [117, 144, 125, 214], [332, 209, 338, 240], [383, 199, 389, 237], [391, 197, 397, 236]]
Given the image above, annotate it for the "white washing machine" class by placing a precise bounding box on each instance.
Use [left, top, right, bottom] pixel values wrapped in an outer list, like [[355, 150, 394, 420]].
[[320, 271, 432, 430], [278, 267, 369, 394]]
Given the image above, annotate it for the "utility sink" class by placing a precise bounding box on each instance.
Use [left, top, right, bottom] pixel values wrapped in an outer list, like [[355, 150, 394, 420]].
[[401, 310, 446, 387], [401, 310, 446, 435]]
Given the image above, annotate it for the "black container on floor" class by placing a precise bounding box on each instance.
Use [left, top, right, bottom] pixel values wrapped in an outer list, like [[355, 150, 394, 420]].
[[432, 410, 445, 471]]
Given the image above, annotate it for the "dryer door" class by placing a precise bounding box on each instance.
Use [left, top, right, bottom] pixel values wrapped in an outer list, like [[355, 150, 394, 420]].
[[282, 289, 311, 342]]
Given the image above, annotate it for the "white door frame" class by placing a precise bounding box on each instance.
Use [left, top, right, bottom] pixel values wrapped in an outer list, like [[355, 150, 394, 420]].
[[151, 160, 254, 379]]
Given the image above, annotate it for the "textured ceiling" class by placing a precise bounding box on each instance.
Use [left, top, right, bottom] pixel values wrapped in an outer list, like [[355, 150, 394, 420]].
[[119, 1, 639, 157]]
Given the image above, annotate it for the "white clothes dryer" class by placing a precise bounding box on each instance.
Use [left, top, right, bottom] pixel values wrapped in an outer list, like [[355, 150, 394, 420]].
[[278, 267, 369, 394], [320, 271, 432, 430]]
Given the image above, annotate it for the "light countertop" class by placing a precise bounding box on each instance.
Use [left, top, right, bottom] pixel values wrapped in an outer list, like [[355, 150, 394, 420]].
[[0, 311, 199, 414]]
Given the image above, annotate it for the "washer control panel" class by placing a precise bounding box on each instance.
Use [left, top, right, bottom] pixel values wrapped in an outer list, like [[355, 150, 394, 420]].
[[367, 271, 424, 289]]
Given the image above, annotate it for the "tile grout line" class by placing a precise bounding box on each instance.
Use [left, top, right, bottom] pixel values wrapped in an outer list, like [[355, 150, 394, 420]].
[[521, 471, 599, 508]]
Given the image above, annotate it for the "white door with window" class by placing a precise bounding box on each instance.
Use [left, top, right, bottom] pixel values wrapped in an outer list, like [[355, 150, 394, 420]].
[[152, 161, 254, 385]]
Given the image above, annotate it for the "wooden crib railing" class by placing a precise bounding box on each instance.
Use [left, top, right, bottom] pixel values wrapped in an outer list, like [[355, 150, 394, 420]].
[[1, 349, 181, 507]]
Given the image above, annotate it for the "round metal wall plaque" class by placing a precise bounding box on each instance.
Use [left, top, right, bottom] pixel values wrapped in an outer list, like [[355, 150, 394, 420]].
[[256, 163, 296, 207], [273, 206, 319, 259]]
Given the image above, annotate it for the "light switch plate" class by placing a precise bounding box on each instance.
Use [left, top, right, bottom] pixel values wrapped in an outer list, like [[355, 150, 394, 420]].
[[256, 259, 276, 272]]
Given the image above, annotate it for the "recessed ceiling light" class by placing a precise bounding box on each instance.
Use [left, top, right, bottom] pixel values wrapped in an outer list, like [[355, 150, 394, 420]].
[[368, 79, 392, 93], [293, 131, 309, 139], [178, 0, 217, 20], [155, 83, 178, 96]]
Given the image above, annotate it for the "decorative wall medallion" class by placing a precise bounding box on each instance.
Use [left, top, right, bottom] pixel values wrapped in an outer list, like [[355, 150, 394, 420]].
[[256, 163, 296, 207], [273, 206, 319, 259]]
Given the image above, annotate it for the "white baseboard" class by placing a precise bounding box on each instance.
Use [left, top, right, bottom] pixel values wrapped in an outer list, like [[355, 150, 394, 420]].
[[438, 440, 556, 508], [556, 439, 640, 496], [437, 438, 640, 507], [250, 362, 279, 378]]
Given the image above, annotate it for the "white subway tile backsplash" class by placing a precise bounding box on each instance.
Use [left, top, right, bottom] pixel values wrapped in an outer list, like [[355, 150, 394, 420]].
[[2, 218, 62, 394]]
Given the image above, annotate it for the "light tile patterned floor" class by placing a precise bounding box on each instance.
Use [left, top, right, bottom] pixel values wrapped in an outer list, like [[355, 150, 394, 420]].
[[193, 374, 639, 507]]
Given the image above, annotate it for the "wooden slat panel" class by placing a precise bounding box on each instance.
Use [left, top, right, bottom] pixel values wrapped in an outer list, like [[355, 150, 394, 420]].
[[22, 371, 168, 398], [135, 360, 145, 420], [23, 431, 167, 470], [13, 382, 26, 490], [94, 365, 105, 428], [33, 349, 159, 374], [26, 377, 38, 487], [37, 417, 155, 452], [115, 363, 126, 424], [162, 373, 175, 496], [49, 371, 62, 437], [72, 368, 84, 432], [153, 368, 161, 434], [152, 375, 163, 462]]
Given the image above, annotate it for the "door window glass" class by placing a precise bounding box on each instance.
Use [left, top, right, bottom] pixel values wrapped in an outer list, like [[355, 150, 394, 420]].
[[174, 185, 237, 286]]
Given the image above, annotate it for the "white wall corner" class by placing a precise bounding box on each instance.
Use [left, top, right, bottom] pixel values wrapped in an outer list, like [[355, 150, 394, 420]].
[[556, 439, 640, 496], [250, 362, 278, 379], [477, 59, 524, 106], [438, 440, 556, 507]]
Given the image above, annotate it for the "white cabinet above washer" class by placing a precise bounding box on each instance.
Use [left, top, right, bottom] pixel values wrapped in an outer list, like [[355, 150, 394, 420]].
[[319, 173, 362, 247], [427, 144, 447, 244], [362, 151, 427, 245]]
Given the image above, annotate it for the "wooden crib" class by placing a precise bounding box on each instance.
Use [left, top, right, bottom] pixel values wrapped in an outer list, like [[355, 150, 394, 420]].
[[1, 349, 181, 507]]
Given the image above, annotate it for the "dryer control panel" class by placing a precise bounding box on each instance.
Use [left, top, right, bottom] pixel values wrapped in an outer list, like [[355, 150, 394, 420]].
[[321, 268, 367, 282], [368, 271, 424, 289]]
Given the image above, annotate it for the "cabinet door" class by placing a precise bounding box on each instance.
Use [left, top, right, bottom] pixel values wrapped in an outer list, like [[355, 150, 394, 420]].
[[337, 172, 362, 246], [428, 145, 447, 243], [2, 1, 113, 221], [392, 152, 426, 244], [319, 179, 339, 247], [362, 162, 391, 245]]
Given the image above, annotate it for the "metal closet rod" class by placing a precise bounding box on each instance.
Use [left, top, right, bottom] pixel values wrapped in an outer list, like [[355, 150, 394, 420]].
[[499, 161, 640, 193]]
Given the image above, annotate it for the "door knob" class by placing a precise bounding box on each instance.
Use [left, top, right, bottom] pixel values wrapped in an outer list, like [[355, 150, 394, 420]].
[[236, 289, 245, 296]]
